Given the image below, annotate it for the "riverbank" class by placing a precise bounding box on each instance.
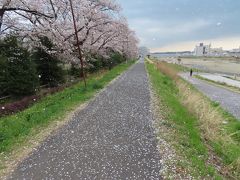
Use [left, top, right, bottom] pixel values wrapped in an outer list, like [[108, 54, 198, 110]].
[[146, 59, 240, 179]]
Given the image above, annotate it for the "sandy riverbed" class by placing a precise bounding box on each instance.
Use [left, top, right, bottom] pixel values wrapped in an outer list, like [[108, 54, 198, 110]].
[[158, 57, 240, 76]]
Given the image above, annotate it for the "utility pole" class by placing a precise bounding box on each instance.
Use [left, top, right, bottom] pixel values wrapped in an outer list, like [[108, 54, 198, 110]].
[[69, 0, 86, 87], [126, 34, 129, 64]]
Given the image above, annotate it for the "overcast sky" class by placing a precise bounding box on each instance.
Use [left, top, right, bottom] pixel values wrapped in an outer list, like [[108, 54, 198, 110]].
[[117, 0, 240, 52]]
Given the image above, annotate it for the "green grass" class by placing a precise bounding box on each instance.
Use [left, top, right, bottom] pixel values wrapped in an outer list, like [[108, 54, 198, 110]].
[[146, 62, 222, 178], [0, 61, 135, 154], [212, 108, 240, 170], [149, 59, 240, 178], [185, 79, 240, 175], [192, 76, 240, 170]]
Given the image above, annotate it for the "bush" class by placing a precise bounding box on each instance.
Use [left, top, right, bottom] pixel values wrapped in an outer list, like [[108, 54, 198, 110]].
[[32, 36, 65, 87], [111, 52, 125, 64], [107, 52, 126, 70], [0, 55, 9, 96], [88, 57, 103, 73], [69, 63, 82, 78], [0, 36, 39, 97]]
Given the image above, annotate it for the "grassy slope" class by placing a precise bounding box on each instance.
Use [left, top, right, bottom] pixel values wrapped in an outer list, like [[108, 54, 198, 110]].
[[147, 60, 240, 179], [0, 61, 135, 154], [146, 62, 222, 179], [169, 63, 240, 174]]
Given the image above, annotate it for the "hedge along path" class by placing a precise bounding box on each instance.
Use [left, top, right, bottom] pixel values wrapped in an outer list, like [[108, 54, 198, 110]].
[[0, 61, 135, 179]]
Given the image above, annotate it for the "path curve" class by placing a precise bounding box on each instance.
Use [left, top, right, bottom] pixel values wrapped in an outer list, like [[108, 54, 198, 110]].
[[8, 61, 162, 180], [181, 73, 240, 120]]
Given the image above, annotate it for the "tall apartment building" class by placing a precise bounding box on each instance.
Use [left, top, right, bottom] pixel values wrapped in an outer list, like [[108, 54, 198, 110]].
[[194, 43, 211, 56]]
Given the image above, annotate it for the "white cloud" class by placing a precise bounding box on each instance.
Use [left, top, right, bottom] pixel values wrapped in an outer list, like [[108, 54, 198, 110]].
[[118, 0, 240, 50], [128, 17, 212, 47], [145, 19, 211, 35], [216, 22, 222, 26]]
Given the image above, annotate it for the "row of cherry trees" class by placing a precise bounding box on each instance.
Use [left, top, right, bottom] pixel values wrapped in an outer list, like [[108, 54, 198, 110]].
[[0, 0, 139, 63]]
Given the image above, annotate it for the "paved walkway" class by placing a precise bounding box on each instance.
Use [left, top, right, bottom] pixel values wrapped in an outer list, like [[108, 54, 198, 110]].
[[197, 73, 240, 89], [8, 61, 162, 179], [181, 73, 240, 120]]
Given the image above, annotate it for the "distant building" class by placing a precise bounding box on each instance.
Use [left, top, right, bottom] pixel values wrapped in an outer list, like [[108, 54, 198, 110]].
[[193, 43, 240, 57], [229, 46, 240, 57], [231, 47, 240, 53], [210, 47, 224, 56], [194, 43, 226, 56], [194, 43, 211, 56]]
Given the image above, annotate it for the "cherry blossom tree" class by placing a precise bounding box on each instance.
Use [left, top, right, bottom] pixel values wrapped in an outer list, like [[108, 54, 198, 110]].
[[0, 0, 139, 64], [90, 19, 139, 59], [0, 0, 56, 34]]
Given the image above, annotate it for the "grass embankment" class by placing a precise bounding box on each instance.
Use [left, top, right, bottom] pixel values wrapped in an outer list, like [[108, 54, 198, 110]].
[[146, 60, 240, 179], [0, 61, 135, 173]]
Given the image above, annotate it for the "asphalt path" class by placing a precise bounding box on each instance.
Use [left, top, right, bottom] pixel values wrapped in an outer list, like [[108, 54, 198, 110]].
[[181, 73, 240, 121], [8, 60, 162, 180]]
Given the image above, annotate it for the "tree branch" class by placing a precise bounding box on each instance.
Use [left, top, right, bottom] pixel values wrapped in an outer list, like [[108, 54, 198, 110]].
[[3, 7, 54, 19]]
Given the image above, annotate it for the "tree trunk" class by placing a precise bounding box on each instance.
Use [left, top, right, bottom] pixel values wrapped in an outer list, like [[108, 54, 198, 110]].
[[69, 0, 87, 87], [0, 9, 5, 32]]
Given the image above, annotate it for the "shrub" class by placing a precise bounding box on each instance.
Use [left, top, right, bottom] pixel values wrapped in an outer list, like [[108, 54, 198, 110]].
[[32, 36, 66, 87], [69, 63, 82, 78], [0, 55, 9, 96], [111, 52, 125, 64], [88, 57, 103, 73], [0, 36, 39, 97]]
